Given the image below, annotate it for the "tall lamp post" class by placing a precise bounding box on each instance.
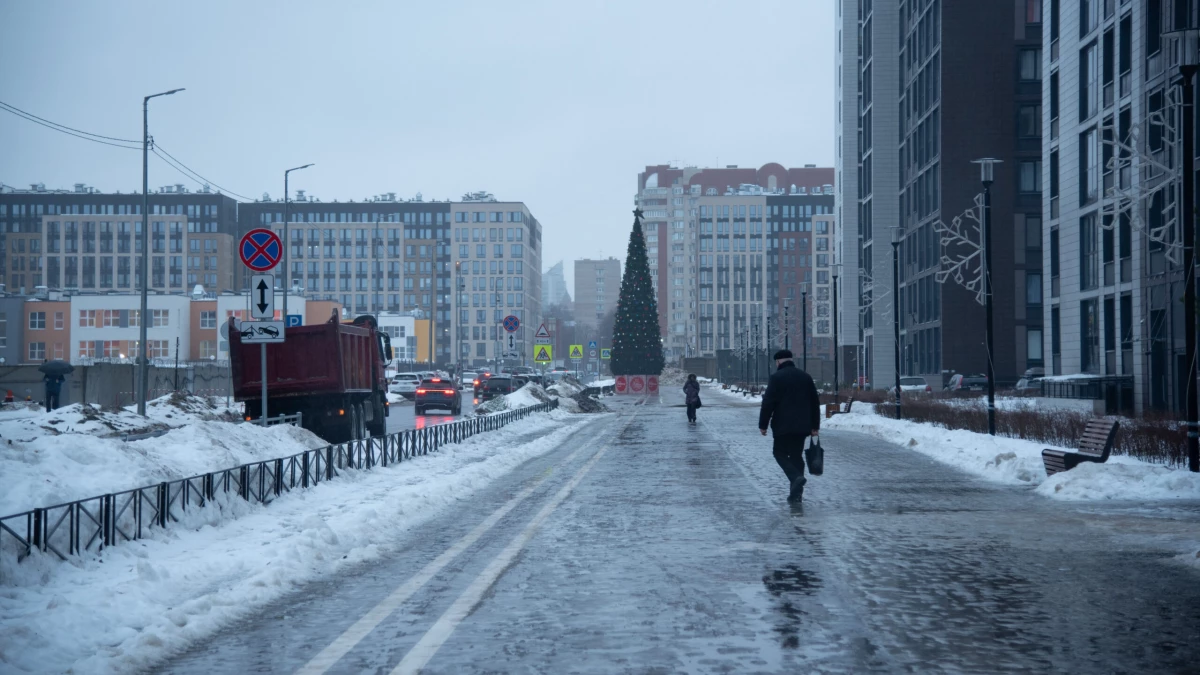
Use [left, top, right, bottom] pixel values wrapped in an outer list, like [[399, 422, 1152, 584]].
[[784, 304, 790, 350], [833, 267, 840, 404], [891, 227, 902, 419], [973, 158, 1002, 436], [455, 261, 463, 376], [1168, 27, 1200, 472], [282, 163, 314, 319], [801, 285, 808, 371], [138, 87, 184, 417]]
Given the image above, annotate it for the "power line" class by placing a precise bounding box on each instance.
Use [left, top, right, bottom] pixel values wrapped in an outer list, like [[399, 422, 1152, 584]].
[[0, 102, 141, 150], [152, 145, 255, 202], [0, 99, 259, 201]]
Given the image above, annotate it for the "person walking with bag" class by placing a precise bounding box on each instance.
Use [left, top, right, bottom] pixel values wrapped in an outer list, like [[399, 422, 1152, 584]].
[[683, 374, 702, 424], [758, 349, 821, 503]]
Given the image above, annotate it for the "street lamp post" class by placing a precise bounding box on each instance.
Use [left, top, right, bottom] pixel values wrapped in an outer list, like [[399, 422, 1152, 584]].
[[1167, 28, 1200, 472], [784, 304, 790, 351], [891, 227, 902, 420], [833, 270, 840, 404], [973, 157, 1002, 436], [138, 87, 183, 417], [282, 163, 314, 319], [802, 287, 808, 372]]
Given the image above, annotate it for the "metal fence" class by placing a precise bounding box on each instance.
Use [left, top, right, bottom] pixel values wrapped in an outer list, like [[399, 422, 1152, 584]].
[[0, 401, 557, 566]]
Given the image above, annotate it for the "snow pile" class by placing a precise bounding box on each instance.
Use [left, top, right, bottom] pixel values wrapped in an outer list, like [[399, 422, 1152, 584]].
[[1035, 460, 1200, 500], [591, 378, 616, 388], [138, 392, 241, 426], [1, 419, 327, 516], [824, 404, 1200, 501], [547, 379, 584, 397], [658, 368, 687, 386], [0, 410, 598, 674], [473, 383, 552, 415], [569, 392, 609, 413]]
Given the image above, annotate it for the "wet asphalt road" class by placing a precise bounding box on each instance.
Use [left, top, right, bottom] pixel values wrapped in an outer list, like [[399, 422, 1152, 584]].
[[157, 392, 1200, 674]]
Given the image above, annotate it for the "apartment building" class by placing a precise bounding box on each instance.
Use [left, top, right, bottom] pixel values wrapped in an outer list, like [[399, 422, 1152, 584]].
[[573, 258, 621, 330], [1043, 0, 1197, 413], [635, 164, 834, 361], [841, 0, 1043, 389], [766, 190, 837, 361], [0, 183, 239, 296], [22, 297, 70, 363], [836, 0, 863, 384], [450, 195, 543, 368]]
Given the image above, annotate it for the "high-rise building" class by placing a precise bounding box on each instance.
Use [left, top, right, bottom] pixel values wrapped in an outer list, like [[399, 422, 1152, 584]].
[[1043, 0, 1195, 414], [0, 182, 239, 296], [843, 0, 1042, 390], [542, 260, 571, 309], [835, 0, 862, 384], [449, 192, 542, 368], [573, 258, 621, 330], [635, 164, 834, 361]]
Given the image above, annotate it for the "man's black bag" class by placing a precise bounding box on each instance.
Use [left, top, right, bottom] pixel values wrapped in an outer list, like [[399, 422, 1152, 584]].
[[806, 436, 824, 476]]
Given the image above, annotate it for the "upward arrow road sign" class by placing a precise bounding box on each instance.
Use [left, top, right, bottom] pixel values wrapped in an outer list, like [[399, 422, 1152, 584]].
[[250, 274, 275, 320]]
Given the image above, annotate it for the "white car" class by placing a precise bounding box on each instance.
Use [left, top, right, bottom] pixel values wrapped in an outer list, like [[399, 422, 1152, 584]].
[[389, 373, 422, 399], [890, 377, 932, 394]]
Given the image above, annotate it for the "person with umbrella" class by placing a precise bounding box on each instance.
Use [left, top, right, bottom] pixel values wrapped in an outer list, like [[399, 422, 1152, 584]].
[[38, 359, 73, 412]]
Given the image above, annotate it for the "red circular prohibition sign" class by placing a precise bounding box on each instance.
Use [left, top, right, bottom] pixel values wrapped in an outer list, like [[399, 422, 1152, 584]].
[[239, 228, 283, 271]]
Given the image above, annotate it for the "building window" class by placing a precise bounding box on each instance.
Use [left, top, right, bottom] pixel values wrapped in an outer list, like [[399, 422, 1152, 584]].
[[1028, 329, 1044, 364], [28, 342, 45, 361], [79, 310, 97, 327], [148, 340, 170, 358], [1026, 0, 1042, 24], [200, 310, 217, 329], [103, 310, 120, 327], [200, 340, 217, 359], [1081, 298, 1100, 373], [152, 309, 169, 327], [29, 312, 45, 330], [1079, 42, 1098, 120], [1018, 49, 1042, 81], [1080, 214, 1099, 290], [1018, 104, 1042, 137], [79, 341, 96, 359], [1027, 273, 1043, 305], [1018, 161, 1042, 193], [0, 312, 6, 348], [1079, 127, 1099, 205]]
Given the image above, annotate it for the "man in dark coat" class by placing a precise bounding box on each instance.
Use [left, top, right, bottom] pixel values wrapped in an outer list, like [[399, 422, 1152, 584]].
[[43, 372, 64, 412], [758, 349, 821, 502]]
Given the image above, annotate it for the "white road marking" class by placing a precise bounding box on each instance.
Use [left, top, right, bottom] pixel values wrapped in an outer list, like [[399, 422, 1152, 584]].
[[297, 410, 632, 675], [296, 447, 591, 675], [391, 443, 611, 674]]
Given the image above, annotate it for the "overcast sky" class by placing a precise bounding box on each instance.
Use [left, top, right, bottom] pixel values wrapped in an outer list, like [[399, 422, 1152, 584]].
[[0, 0, 834, 296]]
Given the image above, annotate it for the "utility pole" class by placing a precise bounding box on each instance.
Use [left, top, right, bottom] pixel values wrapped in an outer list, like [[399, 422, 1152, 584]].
[[784, 304, 790, 351], [892, 227, 902, 420], [139, 87, 183, 417], [802, 287, 808, 372], [833, 270, 840, 404], [282, 163, 314, 319]]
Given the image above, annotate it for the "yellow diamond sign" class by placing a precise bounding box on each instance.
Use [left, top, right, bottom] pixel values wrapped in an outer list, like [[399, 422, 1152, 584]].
[[534, 345, 553, 363], [568, 344, 584, 360]]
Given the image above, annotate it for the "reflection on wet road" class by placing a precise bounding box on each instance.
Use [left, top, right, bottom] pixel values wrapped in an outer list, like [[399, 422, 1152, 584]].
[[159, 391, 1200, 674]]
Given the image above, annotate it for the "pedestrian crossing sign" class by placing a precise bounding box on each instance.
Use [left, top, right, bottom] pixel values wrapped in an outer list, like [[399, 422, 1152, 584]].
[[534, 345, 553, 363], [569, 344, 584, 360], [600, 348, 611, 360]]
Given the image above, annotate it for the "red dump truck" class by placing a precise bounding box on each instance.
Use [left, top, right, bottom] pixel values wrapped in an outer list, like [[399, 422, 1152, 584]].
[[229, 312, 392, 443]]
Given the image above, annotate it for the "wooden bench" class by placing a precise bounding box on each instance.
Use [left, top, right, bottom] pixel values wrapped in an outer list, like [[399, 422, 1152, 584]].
[[825, 395, 855, 419], [1041, 418, 1119, 476]]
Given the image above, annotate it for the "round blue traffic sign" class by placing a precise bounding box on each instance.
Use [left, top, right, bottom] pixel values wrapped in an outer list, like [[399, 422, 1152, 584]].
[[502, 315, 520, 333], [239, 228, 283, 271]]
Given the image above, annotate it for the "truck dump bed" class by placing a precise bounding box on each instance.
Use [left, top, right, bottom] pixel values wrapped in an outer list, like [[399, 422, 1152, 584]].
[[230, 320, 377, 400]]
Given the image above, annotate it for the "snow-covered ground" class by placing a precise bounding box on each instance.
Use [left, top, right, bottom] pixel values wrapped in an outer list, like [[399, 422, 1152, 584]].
[[0, 408, 599, 675], [0, 395, 313, 516], [822, 403, 1200, 501], [702, 381, 1198, 502]]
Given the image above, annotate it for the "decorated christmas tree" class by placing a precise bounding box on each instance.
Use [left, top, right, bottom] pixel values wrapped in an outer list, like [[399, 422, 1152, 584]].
[[611, 209, 665, 376]]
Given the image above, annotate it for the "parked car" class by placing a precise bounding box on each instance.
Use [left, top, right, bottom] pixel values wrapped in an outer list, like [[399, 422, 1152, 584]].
[[460, 371, 478, 388], [1015, 377, 1042, 392], [389, 372, 422, 399], [890, 377, 932, 394], [415, 377, 462, 415], [479, 375, 516, 401], [948, 373, 989, 392]]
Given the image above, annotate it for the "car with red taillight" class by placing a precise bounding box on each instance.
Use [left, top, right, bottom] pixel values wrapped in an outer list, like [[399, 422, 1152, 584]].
[[415, 377, 462, 415]]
